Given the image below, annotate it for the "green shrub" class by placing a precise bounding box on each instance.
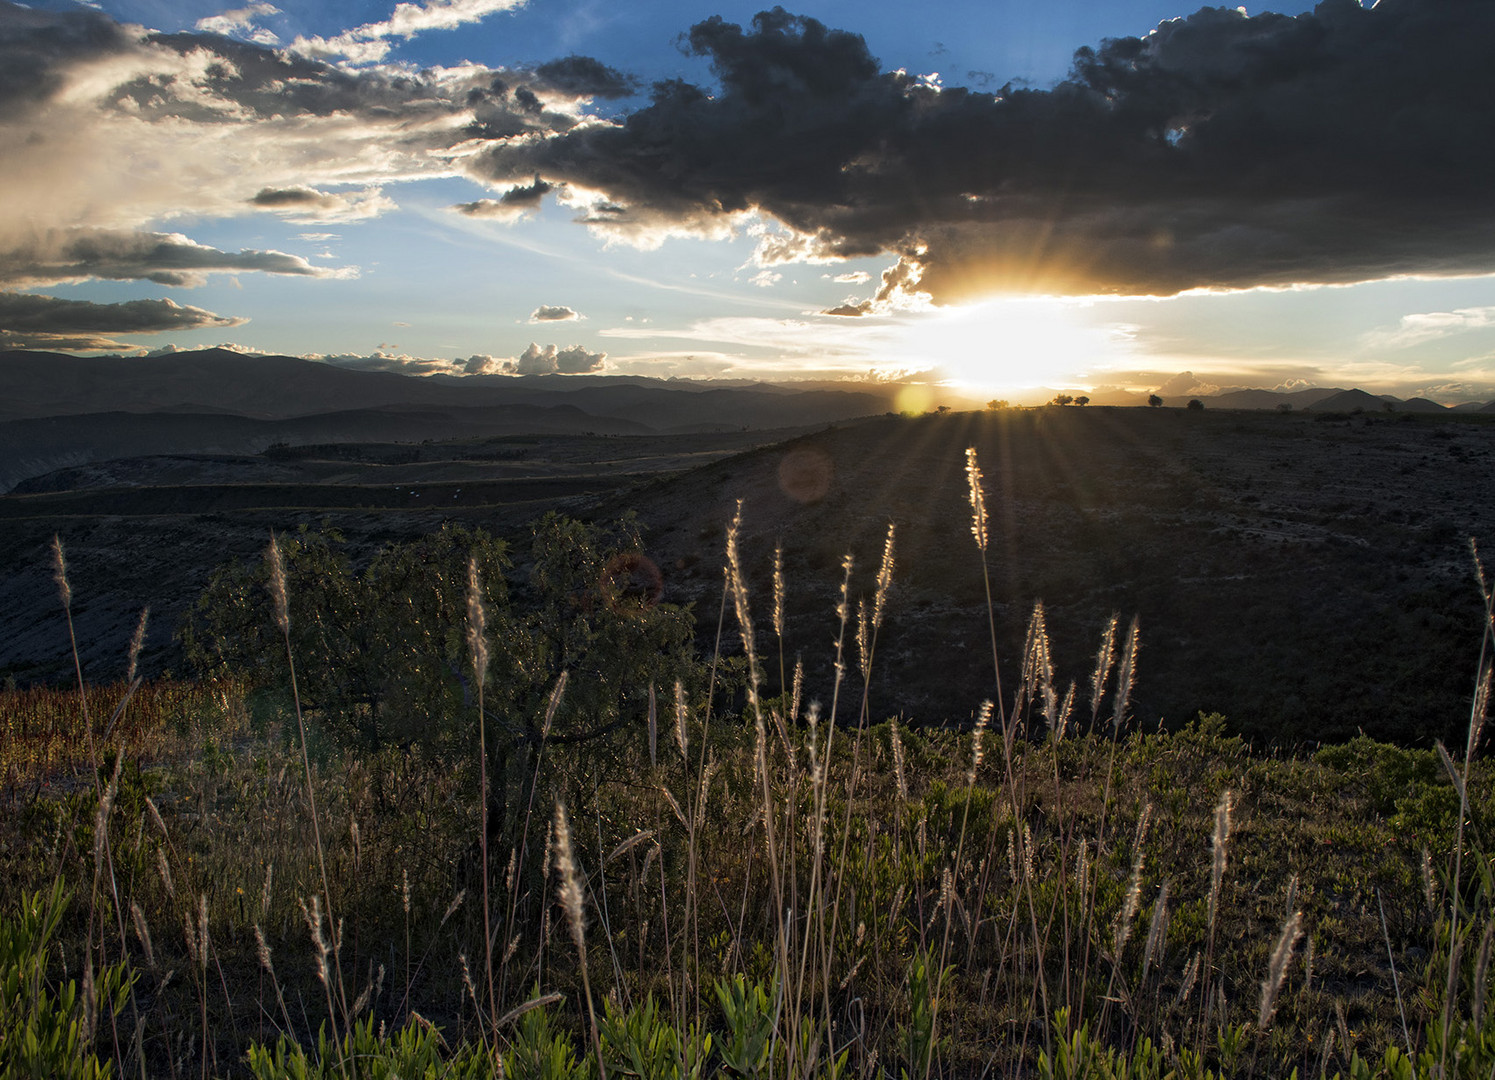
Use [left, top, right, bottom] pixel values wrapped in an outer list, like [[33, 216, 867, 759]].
[[0, 881, 130, 1080]]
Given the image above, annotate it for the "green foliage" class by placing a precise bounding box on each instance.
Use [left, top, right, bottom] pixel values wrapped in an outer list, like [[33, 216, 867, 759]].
[[598, 993, 711, 1080], [244, 1016, 498, 1079], [1040, 1010, 1169, 1080], [898, 950, 949, 1080], [0, 881, 130, 1080], [518, 513, 701, 745], [714, 975, 774, 1079], [183, 516, 703, 760], [504, 993, 592, 1080], [183, 523, 513, 751]]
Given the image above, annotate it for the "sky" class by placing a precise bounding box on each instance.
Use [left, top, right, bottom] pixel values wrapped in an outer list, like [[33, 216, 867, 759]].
[[4, 0, 1495, 402]]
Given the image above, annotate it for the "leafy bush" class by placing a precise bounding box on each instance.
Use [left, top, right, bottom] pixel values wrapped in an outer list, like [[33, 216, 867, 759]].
[[0, 881, 130, 1080]]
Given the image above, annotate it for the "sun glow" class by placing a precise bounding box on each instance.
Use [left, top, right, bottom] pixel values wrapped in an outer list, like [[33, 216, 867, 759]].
[[891, 297, 1135, 394]]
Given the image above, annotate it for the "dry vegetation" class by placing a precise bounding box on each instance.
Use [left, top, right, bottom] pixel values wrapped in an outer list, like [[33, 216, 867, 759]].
[[4, 440, 1495, 1080]]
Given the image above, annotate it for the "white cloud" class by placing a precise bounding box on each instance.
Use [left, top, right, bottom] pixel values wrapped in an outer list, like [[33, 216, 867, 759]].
[[249, 185, 396, 223], [1362, 305, 1495, 350], [289, 0, 529, 64], [195, 4, 281, 45], [529, 304, 581, 322]]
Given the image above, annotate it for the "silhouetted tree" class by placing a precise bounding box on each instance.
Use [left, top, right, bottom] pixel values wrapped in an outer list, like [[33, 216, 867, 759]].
[[1187, 398, 1205, 411], [1075, 396, 1090, 406], [1050, 393, 1074, 406], [1147, 394, 1164, 408], [987, 399, 1009, 411]]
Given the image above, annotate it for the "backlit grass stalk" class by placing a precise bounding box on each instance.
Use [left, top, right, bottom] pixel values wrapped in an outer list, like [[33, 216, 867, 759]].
[[555, 802, 605, 1080], [1439, 538, 1495, 1075], [964, 446, 1051, 1055], [724, 502, 791, 1055], [266, 534, 348, 1047], [466, 557, 498, 1046], [827, 525, 895, 1022]]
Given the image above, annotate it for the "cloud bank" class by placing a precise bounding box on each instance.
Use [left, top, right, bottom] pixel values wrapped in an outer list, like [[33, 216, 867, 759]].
[[0, 0, 629, 288], [0, 292, 244, 350], [470, 0, 1495, 300]]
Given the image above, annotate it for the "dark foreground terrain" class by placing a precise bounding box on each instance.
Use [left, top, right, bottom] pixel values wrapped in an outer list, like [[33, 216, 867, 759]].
[[4, 405, 1493, 745]]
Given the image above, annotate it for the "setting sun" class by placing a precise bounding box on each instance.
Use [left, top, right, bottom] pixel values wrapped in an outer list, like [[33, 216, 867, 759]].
[[890, 297, 1135, 395]]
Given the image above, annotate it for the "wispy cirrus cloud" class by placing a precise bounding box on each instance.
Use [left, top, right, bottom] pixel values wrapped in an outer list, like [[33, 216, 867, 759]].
[[288, 0, 530, 65], [1361, 306, 1495, 351]]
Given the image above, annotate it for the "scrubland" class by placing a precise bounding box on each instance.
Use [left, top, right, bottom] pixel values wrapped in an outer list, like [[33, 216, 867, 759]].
[[4, 442, 1494, 1080]]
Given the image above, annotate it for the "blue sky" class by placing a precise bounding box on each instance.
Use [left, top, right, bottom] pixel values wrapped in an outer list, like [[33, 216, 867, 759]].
[[6, 0, 1495, 402]]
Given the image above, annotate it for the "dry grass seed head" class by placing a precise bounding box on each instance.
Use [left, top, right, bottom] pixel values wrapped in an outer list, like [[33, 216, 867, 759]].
[[1208, 790, 1234, 932], [856, 599, 870, 681], [1177, 952, 1201, 1005], [553, 802, 587, 953], [1114, 845, 1146, 955], [1111, 615, 1141, 735], [772, 543, 785, 640], [890, 718, 908, 801], [673, 680, 688, 760], [1140, 881, 1170, 985], [790, 659, 803, 724], [542, 671, 568, 739], [253, 925, 273, 974], [50, 534, 72, 610], [156, 847, 174, 899], [873, 521, 895, 630], [1258, 909, 1304, 1029], [439, 889, 466, 929], [265, 535, 289, 635], [1090, 614, 1120, 727], [969, 700, 992, 785], [126, 606, 150, 683], [965, 448, 988, 551], [131, 902, 156, 970], [466, 557, 489, 692]]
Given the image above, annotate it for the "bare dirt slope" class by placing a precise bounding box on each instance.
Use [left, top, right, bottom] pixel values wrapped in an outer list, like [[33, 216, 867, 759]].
[[599, 407, 1495, 746]]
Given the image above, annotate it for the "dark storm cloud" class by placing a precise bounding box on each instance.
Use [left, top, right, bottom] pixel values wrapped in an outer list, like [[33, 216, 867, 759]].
[[453, 175, 555, 219], [471, 0, 1495, 299], [533, 56, 638, 100], [0, 291, 244, 349], [0, 2, 139, 115], [0, 229, 341, 288]]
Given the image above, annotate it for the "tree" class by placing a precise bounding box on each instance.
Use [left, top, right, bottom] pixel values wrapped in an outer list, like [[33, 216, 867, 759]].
[[1050, 393, 1074, 406], [987, 399, 1009, 411], [1074, 396, 1090, 406], [1147, 394, 1164, 408], [1187, 398, 1205, 411], [183, 523, 514, 752], [183, 516, 703, 763]]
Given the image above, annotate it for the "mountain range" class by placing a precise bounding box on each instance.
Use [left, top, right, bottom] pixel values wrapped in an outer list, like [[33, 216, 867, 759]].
[[2, 347, 1491, 492]]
